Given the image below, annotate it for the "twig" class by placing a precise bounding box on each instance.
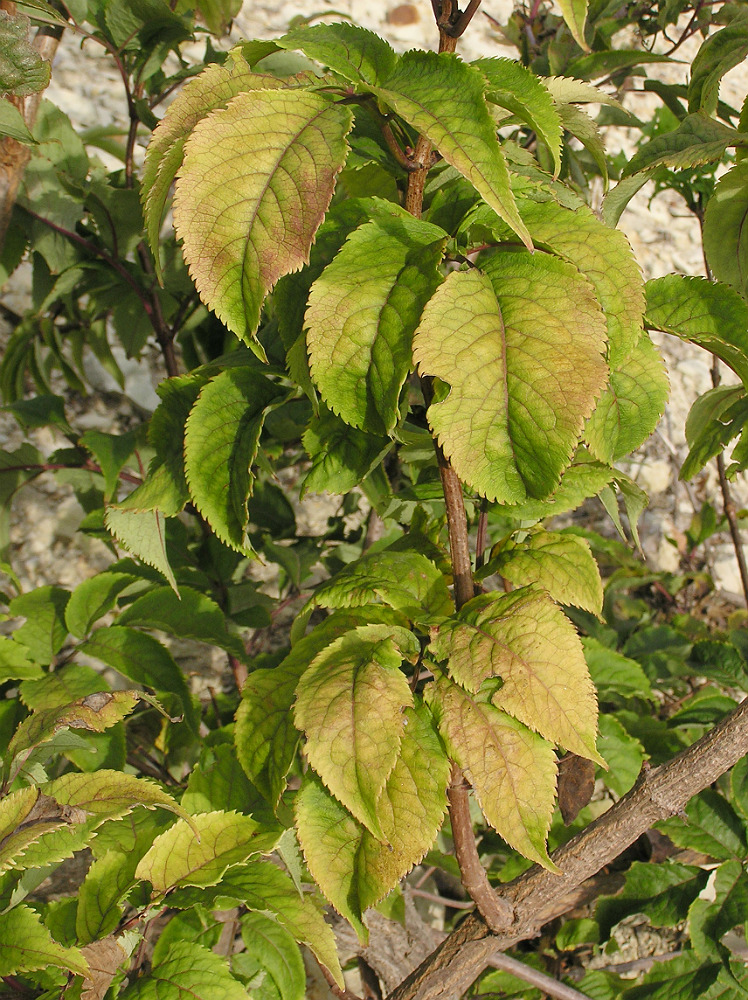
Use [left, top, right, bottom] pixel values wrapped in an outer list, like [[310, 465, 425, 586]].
[[229, 654, 248, 692], [475, 503, 489, 570], [319, 962, 364, 1000], [410, 887, 475, 910], [447, 762, 514, 931], [696, 211, 748, 606], [487, 953, 591, 1000], [600, 950, 684, 975]]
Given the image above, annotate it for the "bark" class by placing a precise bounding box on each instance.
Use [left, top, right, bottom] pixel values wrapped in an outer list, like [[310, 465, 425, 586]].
[[387, 694, 748, 1000], [0, 7, 64, 251]]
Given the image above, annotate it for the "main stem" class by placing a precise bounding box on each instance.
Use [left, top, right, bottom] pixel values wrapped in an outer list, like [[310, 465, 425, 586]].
[[406, 4, 512, 939]]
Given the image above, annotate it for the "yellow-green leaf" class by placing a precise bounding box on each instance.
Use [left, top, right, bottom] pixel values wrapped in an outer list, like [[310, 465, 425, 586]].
[[516, 198, 643, 367], [44, 770, 190, 822], [142, 49, 278, 278], [120, 941, 247, 1000], [556, 0, 590, 50], [309, 547, 453, 623], [135, 811, 278, 897], [413, 258, 607, 503], [306, 214, 446, 435], [296, 704, 449, 940], [585, 333, 668, 463], [430, 589, 603, 764], [0, 904, 88, 978], [490, 529, 603, 615], [428, 676, 558, 870], [294, 624, 417, 839], [235, 606, 404, 806], [371, 51, 531, 248], [174, 89, 353, 347]]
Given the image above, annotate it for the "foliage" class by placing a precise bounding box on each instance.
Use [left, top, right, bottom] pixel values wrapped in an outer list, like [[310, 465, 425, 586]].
[[1, 0, 748, 997]]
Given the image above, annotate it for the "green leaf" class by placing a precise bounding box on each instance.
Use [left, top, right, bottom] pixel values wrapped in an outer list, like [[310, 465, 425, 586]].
[[183, 368, 286, 553], [237, 911, 305, 1000], [490, 529, 603, 615], [555, 0, 589, 50], [174, 90, 354, 347], [657, 789, 747, 861], [646, 275, 748, 386], [117, 585, 245, 659], [597, 714, 644, 796], [689, 19, 748, 114], [296, 703, 449, 938], [681, 385, 748, 480], [301, 404, 391, 496], [294, 624, 416, 838], [0, 634, 41, 682], [623, 114, 748, 177], [623, 953, 720, 1000], [192, 0, 242, 33], [0, 904, 88, 978], [104, 507, 177, 592], [0, 99, 36, 143], [135, 811, 277, 897], [236, 606, 404, 805], [76, 849, 140, 945], [140, 373, 209, 515], [20, 662, 108, 710], [703, 163, 748, 300], [730, 755, 748, 823], [79, 625, 196, 732], [596, 860, 711, 940], [9, 586, 69, 663], [182, 744, 257, 815], [371, 51, 531, 248], [428, 676, 558, 869], [430, 588, 602, 763], [602, 173, 652, 228], [474, 58, 562, 174], [306, 214, 446, 434], [278, 22, 397, 85], [120, 941, 247, 1000], [689, 859, 748, 960], [309, 548, 452, 622], [168, 860, 343, 988], [0, 10, 50, 96], [65, 571, 137, 638], [690, 638, 748, 691], [414, 261, 607, 503], [79, 429, 138, 502], [582, 637, 653, 702], [585, 333, 668, 463], [557, 104, 608, 183]]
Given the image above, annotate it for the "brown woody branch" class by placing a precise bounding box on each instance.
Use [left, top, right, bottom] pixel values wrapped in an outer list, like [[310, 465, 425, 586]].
[[387, 694, 748, 1000], [0, 4, 64, 250]]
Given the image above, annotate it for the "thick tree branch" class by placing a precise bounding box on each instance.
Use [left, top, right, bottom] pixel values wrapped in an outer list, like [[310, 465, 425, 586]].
[[387, 694, 748, 1000]]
